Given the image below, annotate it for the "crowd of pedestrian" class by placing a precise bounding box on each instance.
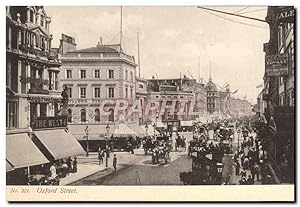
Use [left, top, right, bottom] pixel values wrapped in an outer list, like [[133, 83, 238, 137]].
[[232, 123, 273, 185]]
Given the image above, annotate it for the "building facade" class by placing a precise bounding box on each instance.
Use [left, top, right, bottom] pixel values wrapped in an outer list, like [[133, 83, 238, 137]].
[[58, 36, 138, 125], [146, 76, 206, 123], [260, 6, 295, 183], [135, 77, 148, 124], [205, 79, 220, 114], [6, 6, 84, 179]]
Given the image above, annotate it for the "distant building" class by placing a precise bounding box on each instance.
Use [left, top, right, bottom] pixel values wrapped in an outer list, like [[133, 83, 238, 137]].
[[146, 76, 207, 127], [205, 77, 220, 114]]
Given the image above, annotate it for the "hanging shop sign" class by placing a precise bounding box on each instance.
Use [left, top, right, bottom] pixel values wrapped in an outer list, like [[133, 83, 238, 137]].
[[265, 54, 288, 77], [31, 116, 68, 129], [278, 7, 295, 23]]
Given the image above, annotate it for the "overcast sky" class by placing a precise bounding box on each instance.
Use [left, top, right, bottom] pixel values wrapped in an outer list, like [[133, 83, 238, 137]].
[[45, 6, 269, 104]]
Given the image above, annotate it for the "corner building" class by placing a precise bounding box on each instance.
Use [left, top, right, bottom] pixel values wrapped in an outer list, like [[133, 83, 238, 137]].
[[58, 36, 138, 125]]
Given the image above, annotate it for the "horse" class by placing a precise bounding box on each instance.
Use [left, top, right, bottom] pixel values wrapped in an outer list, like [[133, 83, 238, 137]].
[[142, 137, 155, 155]]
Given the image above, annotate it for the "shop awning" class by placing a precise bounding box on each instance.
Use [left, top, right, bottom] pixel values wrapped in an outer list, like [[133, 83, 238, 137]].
[[127, 123, 146, 137], [156, 121, 165, 128], [6, 133, 49, 169], [6, 160, 14, 172], [140, 125, 159, 136], [68, 124, 115, 140], [113, 123, 138, 136], [33, 129, 85, 160], [180, 120, 193, 127]]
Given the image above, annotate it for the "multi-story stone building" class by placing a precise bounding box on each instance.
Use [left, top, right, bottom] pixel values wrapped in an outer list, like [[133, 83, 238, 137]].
[[6, 6, 83, 179], [259, 6, 295, 183], [146, 76, 207, 130], [58, 36, 138, 125]]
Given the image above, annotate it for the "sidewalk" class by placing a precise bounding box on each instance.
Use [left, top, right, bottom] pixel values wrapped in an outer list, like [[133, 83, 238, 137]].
[[60, 163, 108, 186], [60, 149, 149, 185]]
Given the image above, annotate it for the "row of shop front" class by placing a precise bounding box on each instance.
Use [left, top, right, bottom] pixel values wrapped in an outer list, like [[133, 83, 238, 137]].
[[6, 116, 85, 184]]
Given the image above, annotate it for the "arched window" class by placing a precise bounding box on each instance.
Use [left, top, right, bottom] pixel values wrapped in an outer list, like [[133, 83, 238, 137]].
[[68, 109, 72, 123], [108, 109, 114, 122], [81, 109, 86, 123], [95, 109, 100, 122]]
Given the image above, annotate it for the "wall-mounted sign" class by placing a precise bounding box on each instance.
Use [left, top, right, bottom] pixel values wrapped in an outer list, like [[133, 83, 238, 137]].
[[265, 54, 288, 77], [28, 96, 56, 103], [31, 116, 68, 129], [20, 77, 49, 86], [278, 7, 295, 23], [68, 99, 102, 105]]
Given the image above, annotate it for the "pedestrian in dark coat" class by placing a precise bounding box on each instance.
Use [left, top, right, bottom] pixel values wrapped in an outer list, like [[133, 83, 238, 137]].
[[72, 157, 77, 173], [235, 161, 240, 175], [66, 157, 72, 174], [113, 154, 117, 173]]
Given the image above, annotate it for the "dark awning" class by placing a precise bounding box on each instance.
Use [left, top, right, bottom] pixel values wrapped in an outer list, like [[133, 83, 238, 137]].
[[6, 133, 49, 169], [6, 160, 14, 172], [33, 129, 85, 160]]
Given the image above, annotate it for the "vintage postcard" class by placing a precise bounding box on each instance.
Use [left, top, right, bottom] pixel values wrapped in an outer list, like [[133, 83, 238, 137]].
[[5, 5, 295, 202]]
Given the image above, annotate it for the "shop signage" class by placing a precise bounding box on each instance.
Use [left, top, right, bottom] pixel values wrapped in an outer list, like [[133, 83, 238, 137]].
[[68, 99, 102, 105], [278, 7, 295, 23], [28, 96, 56, 103], [20, 77, 49, 85], [265, 54, 288, 77], [31, 116, 68, 129]]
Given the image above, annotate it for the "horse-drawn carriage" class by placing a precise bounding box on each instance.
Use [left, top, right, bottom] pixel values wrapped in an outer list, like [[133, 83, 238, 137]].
[[152, 145, 171, 164], [110, 136, 141, 152], [175, 135, 186, 151], [188, 139, 206, 158], [142, 136, 156, 155]]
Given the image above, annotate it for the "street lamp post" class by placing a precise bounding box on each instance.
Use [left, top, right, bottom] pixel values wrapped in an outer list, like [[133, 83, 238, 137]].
[[105, 124, 110, 167], [145, 123, 148, 137], [237, 129, 240, 153], [84, 126, 91, 157], [153, 123, 156, 140]]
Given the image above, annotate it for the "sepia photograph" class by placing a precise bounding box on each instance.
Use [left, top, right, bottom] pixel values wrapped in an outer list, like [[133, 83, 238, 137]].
[[5, 4, 295, 202]]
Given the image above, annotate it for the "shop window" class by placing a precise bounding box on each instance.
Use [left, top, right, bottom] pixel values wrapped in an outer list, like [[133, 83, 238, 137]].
[[40, 104, 47, 117]]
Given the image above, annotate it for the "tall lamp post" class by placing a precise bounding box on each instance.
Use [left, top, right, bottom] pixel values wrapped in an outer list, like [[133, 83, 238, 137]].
[[237, 129, 240, 153], [105, 124, 110, 167], [145, 123, 148, 137], [153, 123, 156, 140], [84, 126, 91, 157]]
